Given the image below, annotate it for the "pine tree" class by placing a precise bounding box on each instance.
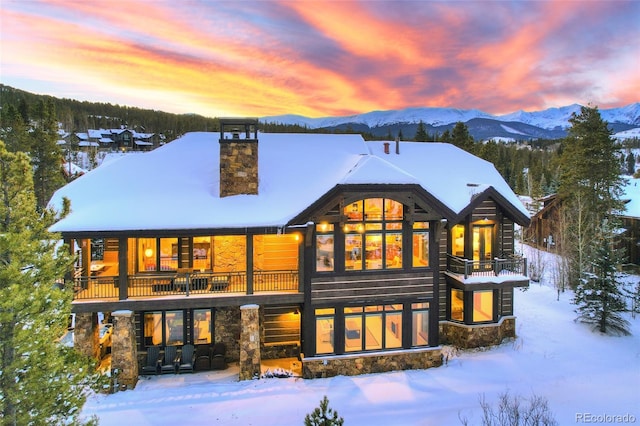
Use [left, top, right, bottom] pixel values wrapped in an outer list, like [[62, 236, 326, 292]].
[[557, 106, 625, 288], [414, 120, 428, 142], [573, 220, 630, 335], [451, 121, 475, 153], [0, 142, 99, 425], [30, 99, 66, 210], [304, 396, 344, 426]]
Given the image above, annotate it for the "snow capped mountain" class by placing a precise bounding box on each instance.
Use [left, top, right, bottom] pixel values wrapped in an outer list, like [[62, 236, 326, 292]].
[[262, 103, 640, 139]]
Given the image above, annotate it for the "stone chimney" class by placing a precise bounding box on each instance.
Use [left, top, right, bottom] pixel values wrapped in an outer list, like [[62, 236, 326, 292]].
[[219, 118, 259, 197]]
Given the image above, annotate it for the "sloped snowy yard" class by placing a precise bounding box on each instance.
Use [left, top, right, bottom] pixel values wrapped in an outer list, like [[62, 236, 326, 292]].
[[82, 247, 639, 425]]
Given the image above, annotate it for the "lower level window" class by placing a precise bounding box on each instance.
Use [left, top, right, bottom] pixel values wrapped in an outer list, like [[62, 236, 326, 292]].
[[451, 289, 464, 322], [144, 310, 184, 346], [193, 309, 212, 344], [315, 308, 335, 354], [473, 290, 493, 322], [344, 304, 405, 352], [411, 302, 429, 346]]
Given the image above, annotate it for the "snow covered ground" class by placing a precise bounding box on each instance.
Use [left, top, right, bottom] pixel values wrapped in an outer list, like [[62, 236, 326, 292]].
[[82, 246, 639, 425]]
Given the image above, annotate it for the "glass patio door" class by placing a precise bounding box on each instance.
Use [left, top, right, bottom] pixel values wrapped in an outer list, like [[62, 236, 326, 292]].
[[473, 225, 493, 263]]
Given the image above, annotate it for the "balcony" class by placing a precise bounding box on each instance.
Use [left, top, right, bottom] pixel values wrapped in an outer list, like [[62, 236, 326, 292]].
[[445, 254, 529, 287], [71, 270, 300, 301]]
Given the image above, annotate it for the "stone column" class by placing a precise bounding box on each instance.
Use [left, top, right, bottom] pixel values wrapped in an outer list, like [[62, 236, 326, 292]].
[[239, 304, 261, 380], [111, 310, 138, 390], [74, 312, 99, 361]]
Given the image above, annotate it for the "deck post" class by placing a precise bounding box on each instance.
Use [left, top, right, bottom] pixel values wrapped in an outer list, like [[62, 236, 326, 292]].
[[239, 304, 261, 380]]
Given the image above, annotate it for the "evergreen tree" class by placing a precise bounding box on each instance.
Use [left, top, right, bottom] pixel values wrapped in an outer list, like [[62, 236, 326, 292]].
[[0, 142, 98, 425], [30, 99, 66, 210], [625, 151, 636, 175], [414, 120, 428, 142], [573, 220, 630, 335], [557, 106, 625, 288], [304, 396, 344, 426], [450, 121, 475, 153], [0, 104, 30, 152]]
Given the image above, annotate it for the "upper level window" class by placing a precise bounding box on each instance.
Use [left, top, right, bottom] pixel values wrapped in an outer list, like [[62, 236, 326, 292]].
[[138, 238, 178, 272], [344, 198, 403, 271], [316, 224, 334, 272]]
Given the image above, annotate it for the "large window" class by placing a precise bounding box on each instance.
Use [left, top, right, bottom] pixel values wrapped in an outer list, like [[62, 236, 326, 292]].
[[316, 224, 334, 272], [343, 198, 403, 271], [343, 304, 404, 352], [138, 238, 178, 272], [315, 308, 335, 354], [451, 224, 465, 257], [473, 290, 494, 322], [193, 237, 211, 271], [144, 310, 184, 347]]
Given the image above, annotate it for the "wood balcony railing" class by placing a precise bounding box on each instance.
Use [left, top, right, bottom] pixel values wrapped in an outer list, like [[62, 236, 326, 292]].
[[71, 270, 299, 301], [446, 254, 528, 280]]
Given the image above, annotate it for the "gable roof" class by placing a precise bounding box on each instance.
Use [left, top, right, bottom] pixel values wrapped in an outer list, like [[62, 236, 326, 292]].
[[48, 132, 529, 234]]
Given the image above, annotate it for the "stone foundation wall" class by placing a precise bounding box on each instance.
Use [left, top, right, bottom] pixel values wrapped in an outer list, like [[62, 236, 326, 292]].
[[111, 310, 138, 390], [302, 348, 443, 379], [262, 343, 300, 360], [215, 306, 241, 362], [74, 312, 99, 361], [439, 317, 516, 349]]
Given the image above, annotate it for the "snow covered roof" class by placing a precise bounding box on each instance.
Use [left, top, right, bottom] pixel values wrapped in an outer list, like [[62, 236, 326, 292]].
[[48, 132, 528, 234]]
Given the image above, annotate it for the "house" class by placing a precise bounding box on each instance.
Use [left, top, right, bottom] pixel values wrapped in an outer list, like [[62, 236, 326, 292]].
[[524, 178, 640, 267], [49, 118, 530, 388]]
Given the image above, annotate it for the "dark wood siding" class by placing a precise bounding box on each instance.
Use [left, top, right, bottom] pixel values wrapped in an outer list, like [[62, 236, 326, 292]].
[[472, 199, 498, 222], [501, 218, 515, 256], [263, 305, 300, 344], [501, 288, 514, 316], [438, 226, 448, 320], [311, 272, 434, 305]]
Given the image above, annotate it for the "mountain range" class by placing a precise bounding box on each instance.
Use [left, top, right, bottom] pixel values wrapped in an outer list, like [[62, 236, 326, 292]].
[[262, 103, 640, 141]]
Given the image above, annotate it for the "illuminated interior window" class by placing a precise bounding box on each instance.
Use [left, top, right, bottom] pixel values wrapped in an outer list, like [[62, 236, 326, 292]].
[[316, 224, 334, 272], [193, 309, 212, 344], [193, 237, 211, 271], [473, 290, 493, 322], [342, 198, 404, 271], [412, 222, 429, 267], [452, 224, 465, 257], [138, 238, 178, 272], [411, 302, 429, 346], [143, 310, 184, 347], [451, 288, 464, 321], [315, 308, 335, 354]]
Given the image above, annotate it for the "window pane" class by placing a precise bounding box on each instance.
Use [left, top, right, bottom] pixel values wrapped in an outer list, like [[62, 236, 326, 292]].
[[193, 309, 211, 344], [412, 231, 429, 267], [411, 302, 429, 309], [316, 234, 334, 272], [386, 232, 402, 268], [365, 313, 382, 350], [365, 223, 383, 231], [345, 234, 362, 270], [413, 221, 429, 229], [315, 308, 335, 315], [364, 198, 383, 220], [473, 290, 493, 322], [316, 317, 334, 354], [144, 311, 163, 346], [316, 223, 334, 233], [365, 234, 383, 270], [385, 312, 402, 348], [412, 310, 429, 346], [345, 315, 362, 352], [159, 238, 178, 271], [344, 306, 363, 314], [166, 311, 184, 346], [345, 201, 363, 221], [384, 199, 403, 221], [139, 238, 157, 271], [193, 237, 211, 271], [451, 289, 464, 321], [452, 224, 465, 257]]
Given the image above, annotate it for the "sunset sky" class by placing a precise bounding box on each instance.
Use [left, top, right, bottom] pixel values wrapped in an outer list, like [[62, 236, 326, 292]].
[[2, 0, 639, 118]]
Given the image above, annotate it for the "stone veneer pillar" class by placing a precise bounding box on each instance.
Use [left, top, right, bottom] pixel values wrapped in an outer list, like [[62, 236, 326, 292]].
[[74, 312, 99, 361], [111, 310, 138, 390], [239, 304, 261, 380]]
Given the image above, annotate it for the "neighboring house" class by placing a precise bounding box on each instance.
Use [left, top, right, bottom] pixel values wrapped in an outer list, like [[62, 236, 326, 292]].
[[524, 178, 640, 267], [76, 128, 158, 152], [49, 118, 530, 388]]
